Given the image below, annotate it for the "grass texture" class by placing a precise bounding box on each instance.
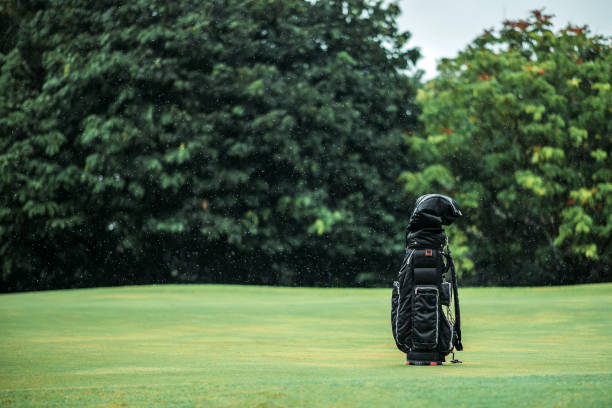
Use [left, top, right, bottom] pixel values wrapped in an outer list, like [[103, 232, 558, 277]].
[[1, 283, 611, 407]]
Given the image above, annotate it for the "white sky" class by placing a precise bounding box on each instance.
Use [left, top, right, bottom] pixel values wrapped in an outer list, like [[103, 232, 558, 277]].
[[397, 0, 612, 80]]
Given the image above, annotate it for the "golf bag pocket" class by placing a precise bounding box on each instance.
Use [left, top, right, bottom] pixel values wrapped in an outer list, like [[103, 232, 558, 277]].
[[392, 280, 412, 353], [411, 249, 439, 269], [412, 286, 438, 349], [440, 282, 451, 306], [413, 268, 438, 285]]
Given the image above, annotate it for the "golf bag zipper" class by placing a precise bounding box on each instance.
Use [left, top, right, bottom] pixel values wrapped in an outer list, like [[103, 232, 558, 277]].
[[405, 249, 415, 267]]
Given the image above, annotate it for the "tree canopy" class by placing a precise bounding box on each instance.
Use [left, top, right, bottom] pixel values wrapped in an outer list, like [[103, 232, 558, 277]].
[[2, 4, 611, 292], [0, 0, 421, 291], [403, 11, 611, 285]]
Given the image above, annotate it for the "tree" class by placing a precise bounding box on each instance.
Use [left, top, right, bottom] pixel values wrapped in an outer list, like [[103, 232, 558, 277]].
[[402, 10, 612, 285], [0, 0, 421, 291]]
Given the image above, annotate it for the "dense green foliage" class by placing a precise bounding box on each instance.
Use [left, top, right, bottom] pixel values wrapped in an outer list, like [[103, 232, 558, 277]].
[[0, 0, 420, 291], [403, 11, 612, 285], [2, 4, 611, 291], [2, 284, 612, 406]]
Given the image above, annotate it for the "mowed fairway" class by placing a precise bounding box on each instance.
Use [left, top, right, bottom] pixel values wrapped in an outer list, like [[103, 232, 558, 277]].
[[1, 284, 611, 407]]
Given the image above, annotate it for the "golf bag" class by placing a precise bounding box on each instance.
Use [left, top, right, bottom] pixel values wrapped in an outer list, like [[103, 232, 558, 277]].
[[391, 194, 464, 365]]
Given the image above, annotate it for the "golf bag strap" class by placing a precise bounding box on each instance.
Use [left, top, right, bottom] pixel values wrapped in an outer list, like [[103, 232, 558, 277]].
[[446, 248, 463, 351]]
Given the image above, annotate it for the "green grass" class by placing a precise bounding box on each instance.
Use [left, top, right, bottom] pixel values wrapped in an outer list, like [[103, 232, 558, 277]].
[[1, 283, 611, 407]]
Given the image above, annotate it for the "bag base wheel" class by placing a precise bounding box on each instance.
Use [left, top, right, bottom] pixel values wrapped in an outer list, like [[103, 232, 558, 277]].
[[406, 360, 442, 366], [406, 351, 444, 366]]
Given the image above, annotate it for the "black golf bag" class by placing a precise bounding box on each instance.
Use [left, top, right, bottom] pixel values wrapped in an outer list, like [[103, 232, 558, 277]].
[[391, 194, 464, 365]]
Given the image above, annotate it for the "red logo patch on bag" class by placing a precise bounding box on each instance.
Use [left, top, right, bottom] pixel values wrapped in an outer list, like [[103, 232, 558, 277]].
[[425, 249, 433, 256]]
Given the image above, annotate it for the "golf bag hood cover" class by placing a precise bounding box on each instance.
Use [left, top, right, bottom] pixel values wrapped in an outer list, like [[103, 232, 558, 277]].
[[406, 194, 462, 249]]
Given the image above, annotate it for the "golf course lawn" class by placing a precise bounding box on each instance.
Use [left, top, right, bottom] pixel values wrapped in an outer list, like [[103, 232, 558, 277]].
[[1, 284, 611, 407]]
